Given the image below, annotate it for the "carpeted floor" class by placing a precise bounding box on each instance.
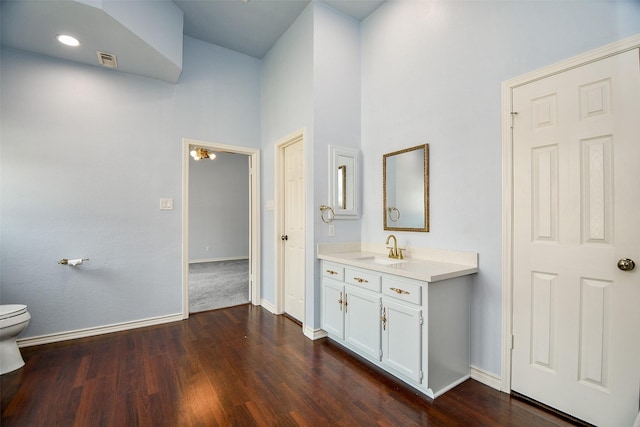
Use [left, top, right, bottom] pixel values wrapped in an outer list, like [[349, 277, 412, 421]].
[[189, 260, 250, 313]]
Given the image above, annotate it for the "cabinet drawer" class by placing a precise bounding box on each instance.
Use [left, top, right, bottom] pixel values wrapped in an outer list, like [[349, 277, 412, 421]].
[[382, 277, 422, 305], [322, 262, 344, 281], [345, 268, 381, 292]]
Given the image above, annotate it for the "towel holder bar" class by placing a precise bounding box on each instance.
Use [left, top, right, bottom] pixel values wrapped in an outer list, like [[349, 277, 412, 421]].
[[58, 258, 89, 265]]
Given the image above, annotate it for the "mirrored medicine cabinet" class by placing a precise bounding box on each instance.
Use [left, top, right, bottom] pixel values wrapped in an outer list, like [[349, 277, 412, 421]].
[[383, 144, 429, 232], [328, 145, 359, 219]]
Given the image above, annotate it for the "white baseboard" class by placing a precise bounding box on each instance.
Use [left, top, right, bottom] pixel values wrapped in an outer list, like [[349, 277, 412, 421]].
[[303, 326, 327, 340], [17, 313, 183, 348], [431, 374, 471, 399], [189, 256, 249, 264], [470, 365, 502, 391], [260, 299, 278, 314]]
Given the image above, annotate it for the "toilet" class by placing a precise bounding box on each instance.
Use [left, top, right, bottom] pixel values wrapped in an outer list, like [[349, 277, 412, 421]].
[[0, 304, 31, 374]]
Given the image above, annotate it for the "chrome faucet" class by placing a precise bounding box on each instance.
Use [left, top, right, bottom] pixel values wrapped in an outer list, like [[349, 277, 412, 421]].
[[385, 234, 404, 259]]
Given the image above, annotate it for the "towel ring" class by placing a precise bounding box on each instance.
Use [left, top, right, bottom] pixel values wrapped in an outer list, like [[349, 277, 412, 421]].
[[320, 205, 335, 224], [388, 207, 400, 222]]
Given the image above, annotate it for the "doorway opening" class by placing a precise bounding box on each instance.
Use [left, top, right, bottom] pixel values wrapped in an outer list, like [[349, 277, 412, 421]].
[[182, 138, 260, 318]]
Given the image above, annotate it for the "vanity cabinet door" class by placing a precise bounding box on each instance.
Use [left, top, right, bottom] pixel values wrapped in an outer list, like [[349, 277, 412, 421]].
[[321, 280, 345, 340], [382, 298, 422, 383], [345, 285, 381, 361]]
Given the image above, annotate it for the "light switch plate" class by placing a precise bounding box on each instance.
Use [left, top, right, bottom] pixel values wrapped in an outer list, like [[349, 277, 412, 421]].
[[160, 198, 174, 210]]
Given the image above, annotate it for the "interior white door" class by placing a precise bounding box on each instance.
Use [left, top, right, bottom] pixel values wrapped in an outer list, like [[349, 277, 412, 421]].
[[512, 48, 640, 426], [283, 140, 305, 322]]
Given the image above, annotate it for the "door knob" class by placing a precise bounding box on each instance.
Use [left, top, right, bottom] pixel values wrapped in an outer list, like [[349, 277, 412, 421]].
[[617, 258, 635, 271], [281, 235, 288, 241]]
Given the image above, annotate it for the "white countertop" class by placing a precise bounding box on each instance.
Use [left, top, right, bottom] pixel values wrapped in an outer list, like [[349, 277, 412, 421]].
[[317, 242, 478, 283]]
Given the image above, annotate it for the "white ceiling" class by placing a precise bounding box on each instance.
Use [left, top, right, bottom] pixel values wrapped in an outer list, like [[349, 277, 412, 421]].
[[176, 0, 312, 59], [175, 0, 386, 58], [0, 0, 385, 82], [175, 0, 387, 57]]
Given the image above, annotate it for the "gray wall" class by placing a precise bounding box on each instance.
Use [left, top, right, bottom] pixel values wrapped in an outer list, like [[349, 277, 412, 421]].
[[1, 0, 639, 380], [359, 0, 640, 376], [259, 0, 639, 374], [0, 36, 260, 338], [260, 5, 314, 308], [260, 2, 362, 327], [189, 152, 250, 261]]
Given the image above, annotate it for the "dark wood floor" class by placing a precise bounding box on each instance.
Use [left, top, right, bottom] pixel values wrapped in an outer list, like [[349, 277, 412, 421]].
[[2, 305, 576, 426]]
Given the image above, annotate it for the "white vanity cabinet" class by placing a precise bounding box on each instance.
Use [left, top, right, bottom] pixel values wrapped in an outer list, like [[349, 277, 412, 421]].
[[381, 276, 423, 384], [320, 258, 472, 399], [343, 267, 382, 360], [344, 285, 381, 360], [321, 278, 345, 339], [321, 262, 382, 361]]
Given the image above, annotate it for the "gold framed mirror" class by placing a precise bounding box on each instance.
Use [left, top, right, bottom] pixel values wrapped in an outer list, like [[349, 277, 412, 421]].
[[383, 144, 429, 232]]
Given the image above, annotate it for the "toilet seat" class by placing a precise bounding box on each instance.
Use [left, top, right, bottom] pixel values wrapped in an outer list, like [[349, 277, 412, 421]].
[[0, 305, 28, 320]]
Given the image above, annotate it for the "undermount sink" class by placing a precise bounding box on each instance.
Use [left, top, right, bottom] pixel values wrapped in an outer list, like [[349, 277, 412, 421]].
[[355, 256, 407, 265]]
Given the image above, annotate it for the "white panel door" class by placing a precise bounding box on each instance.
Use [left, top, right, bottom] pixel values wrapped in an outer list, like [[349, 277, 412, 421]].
[[283, 140, 305, 322], [512, 49, 640, 426]]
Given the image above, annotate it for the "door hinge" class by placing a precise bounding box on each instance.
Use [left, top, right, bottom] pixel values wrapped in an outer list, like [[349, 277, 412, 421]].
[[511, 334, 514, 350], [510, 111, 518, 128], [419, 315, 424, 325], [419, 370, 424, 380], [379, 349, 383, 358]]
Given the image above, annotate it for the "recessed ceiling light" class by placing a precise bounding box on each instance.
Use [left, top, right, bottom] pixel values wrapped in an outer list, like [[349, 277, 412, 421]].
[[56, 34, 80, 47]]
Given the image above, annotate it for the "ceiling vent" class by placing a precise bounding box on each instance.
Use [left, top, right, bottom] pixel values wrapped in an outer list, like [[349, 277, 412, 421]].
[[96, 51, 117, 69]]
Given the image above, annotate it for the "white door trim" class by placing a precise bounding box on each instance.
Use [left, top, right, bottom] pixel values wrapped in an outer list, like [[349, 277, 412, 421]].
[[274, 129, 306, 320], [501, 33, 640, 393], [181, 137, 261, 319]]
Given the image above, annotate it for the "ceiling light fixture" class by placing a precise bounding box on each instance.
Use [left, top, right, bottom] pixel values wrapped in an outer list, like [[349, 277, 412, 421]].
[[190, 147, 216, 161], [56, 34, 80, 47]]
